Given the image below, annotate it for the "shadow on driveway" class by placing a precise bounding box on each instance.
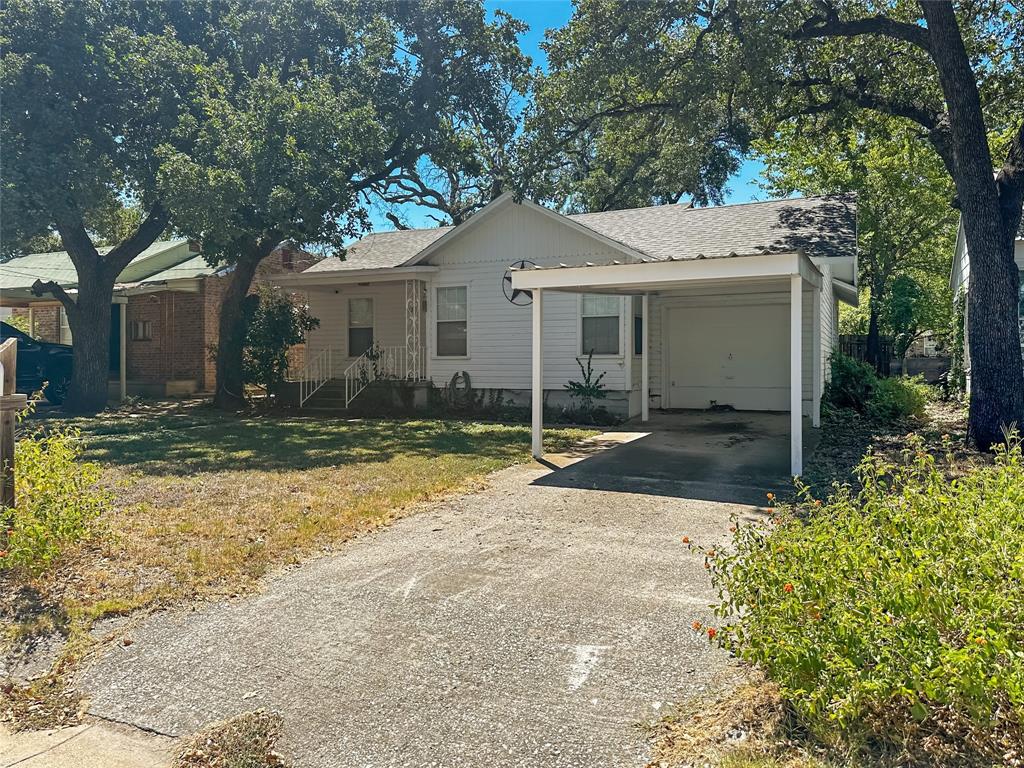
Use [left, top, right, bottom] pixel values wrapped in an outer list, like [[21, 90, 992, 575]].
[[536, 410, 820, 505]]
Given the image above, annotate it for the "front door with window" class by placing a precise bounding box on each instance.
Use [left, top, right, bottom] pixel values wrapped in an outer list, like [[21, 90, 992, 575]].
[[348, 298, 374, 357]]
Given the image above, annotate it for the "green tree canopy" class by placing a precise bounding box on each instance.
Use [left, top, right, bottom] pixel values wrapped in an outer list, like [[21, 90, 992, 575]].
[[756, 117, 958, 361], [527, 0, 1023, 448]]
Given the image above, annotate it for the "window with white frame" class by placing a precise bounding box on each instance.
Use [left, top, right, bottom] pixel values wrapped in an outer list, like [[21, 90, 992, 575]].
[[129, 319, 152, 341], [580, 294, 620, 355], [348, 297, 374, 356], [436, 286, 468, 356]]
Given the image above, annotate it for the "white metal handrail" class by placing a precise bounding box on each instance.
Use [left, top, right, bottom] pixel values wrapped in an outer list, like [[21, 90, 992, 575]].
[[342, 344, 411, 407], [298, 346, 333, 406]]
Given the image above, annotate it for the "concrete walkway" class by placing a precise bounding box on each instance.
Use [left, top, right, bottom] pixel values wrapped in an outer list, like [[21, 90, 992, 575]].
[[0, 721, 173, 768], [71, 429, 776, 767]]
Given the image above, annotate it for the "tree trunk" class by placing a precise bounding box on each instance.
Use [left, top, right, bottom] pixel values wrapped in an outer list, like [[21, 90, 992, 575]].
[[212, 240, 276, 410], [865, 299, 882, 373], [923, 4, 1024, 449], [64, 274, 116, 413]]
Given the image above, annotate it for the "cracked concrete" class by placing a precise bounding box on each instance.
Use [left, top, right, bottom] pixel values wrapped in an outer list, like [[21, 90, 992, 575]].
[[74, 414, 783, 768], [0, 720, 173, 767]]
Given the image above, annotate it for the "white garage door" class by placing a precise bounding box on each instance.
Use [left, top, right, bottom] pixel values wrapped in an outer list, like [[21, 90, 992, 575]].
[[665, 303, 789, 411]]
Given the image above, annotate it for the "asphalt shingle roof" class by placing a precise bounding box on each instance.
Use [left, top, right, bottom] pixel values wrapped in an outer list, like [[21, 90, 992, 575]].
[[304, 228, 451, 272], [312, 195, 856, 274], [567, 194, 857, 262]]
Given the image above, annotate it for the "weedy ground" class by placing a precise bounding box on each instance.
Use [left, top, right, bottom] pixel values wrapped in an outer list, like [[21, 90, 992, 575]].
[[0, 400, 594, 728]]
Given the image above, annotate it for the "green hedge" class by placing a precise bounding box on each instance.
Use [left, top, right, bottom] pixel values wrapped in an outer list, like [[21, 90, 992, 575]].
[[825, 352, 932, 421], [705, 435, 1024, 745]]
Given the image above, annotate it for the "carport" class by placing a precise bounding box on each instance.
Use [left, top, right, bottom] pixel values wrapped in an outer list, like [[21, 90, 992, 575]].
[[512, 250, 828, 477]]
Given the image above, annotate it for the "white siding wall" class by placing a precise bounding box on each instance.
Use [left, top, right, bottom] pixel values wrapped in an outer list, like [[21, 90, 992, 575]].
[[819, 265, 837, 384], [304, 282, 411, 374], [423, 203, 631, 392]]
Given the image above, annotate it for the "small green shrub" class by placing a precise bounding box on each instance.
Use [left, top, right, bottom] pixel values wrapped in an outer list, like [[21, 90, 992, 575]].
[[865, 375, 932, 421], [703, 435, 1024, 747], [824, 352, 877, 411], [1, 428, 109, 574]]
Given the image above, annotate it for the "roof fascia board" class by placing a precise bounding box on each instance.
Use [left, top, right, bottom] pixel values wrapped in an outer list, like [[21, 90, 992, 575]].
[[832, 277, 859, 307], [273, 265, 439, 286], [511, 251, 817, 292]]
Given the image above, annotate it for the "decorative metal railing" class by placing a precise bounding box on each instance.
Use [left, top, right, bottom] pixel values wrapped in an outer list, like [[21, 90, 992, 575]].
[[341, 344, 413, 408], [298, 346, 333, 406]]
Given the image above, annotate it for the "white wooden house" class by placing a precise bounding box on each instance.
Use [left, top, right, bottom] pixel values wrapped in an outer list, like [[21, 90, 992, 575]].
[[275, 193, 859, 475]]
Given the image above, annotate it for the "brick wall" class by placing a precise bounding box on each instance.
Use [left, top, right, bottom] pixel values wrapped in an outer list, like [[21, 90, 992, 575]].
[[124, 291, 208, 385], [13, 306, 60, 343]]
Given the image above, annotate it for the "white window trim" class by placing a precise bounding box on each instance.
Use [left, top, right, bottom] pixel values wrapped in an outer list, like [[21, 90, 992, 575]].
[[577, 294, 625, 359], [432, 283, 471, 360], [346, 295, 376, 359], [632, 295, 643, 358]]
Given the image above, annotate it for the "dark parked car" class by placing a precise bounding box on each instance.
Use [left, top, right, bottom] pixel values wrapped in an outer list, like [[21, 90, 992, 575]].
[[0, 321, 73, 404]]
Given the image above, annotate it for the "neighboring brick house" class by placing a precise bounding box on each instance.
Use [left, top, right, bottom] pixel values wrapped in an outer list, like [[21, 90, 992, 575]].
[[2, 240, 316, 398]]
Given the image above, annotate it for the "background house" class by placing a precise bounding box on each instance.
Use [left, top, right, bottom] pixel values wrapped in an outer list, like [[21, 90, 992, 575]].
[[1, 239, 315, 398]]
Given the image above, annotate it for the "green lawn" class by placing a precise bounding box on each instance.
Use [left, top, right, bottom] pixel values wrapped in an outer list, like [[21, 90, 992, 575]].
[[49, 405, 594, 612], [4, 404, 595, 727]]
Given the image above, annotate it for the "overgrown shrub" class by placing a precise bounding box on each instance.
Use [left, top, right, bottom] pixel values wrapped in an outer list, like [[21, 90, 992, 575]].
[[824, 352, 877, 411], [825, 352, 932, 422], [1, 428, 109, 574], [243, 286, 319, 398], [866, 375, 932, 421], [702, 435, 1024, 751]]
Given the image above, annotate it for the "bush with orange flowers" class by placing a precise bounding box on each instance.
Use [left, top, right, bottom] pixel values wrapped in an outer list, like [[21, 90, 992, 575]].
[[706, 432, 1024, 752]]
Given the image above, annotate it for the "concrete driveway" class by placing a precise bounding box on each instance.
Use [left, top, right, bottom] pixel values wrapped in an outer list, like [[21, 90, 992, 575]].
[[76, 420, 783, 767]]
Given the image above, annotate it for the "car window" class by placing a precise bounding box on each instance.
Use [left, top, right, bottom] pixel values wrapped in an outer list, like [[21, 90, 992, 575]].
[[0, 322, 32, 343]]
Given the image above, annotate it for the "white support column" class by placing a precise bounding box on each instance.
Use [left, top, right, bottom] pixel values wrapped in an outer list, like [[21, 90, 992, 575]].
[[531, 288, 544, 459], [790, 275, 803, 476], [811, 285, 822, 428], [641, 293, 650, 422], [119, 301, 127, 402]]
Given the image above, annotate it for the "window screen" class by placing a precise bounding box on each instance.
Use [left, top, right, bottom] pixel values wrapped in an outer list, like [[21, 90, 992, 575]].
[[348, 297, 374, 357], [436, 286, 468, 356], [581, 294, 620, 355]]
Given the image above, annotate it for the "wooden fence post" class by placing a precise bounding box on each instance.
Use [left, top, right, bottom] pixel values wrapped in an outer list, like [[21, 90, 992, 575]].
[[1, 338, 29, 508]]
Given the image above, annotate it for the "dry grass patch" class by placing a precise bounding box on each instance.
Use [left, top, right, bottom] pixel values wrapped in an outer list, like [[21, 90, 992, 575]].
[[175, 710, 288, 768], [1, 404, 594, 728]]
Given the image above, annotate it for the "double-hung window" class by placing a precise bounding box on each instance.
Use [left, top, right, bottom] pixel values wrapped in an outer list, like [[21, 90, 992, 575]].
[[348, 298, 374, 357], [436, 286, 468, 357], [580, 294, 620, 355]]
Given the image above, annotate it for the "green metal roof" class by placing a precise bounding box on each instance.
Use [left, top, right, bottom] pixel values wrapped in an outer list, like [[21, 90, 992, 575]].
[[0, 239, 214, 301]]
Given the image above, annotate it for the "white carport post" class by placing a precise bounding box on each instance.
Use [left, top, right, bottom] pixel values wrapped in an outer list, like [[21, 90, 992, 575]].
[[641, 293, 650, 422], [531, 287, 544, 458], [790, 275, 803, 476]]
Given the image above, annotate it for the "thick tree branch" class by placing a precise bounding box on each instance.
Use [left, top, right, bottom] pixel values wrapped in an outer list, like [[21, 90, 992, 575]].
[[30, 279, 79, 320], [104, 201, 169, 276], [791, 9, 931, 53]]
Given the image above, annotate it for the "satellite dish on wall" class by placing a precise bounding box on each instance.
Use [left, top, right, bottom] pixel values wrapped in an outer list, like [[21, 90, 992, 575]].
[[502, 260, 535, 306]]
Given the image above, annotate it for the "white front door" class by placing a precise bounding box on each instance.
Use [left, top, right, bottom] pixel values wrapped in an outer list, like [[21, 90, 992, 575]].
[[665, 303, 789, 410]]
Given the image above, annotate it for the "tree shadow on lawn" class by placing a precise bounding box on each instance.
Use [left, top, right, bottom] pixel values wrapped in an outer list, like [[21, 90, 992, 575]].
[[56, 408, 586, 477]]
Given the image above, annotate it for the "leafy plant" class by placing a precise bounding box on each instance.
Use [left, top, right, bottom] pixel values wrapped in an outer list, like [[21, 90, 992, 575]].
[[697, 434, 1024, 752], [824, 352, 877, 412], [242, 286, 318, 399], [565, 351, 607, 414], [866, 376, 931, 421], [1, 427, 109, 574], [5, 313, 31, 335]]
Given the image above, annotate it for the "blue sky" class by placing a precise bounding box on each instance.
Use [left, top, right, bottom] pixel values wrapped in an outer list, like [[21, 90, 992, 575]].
[[368, 0, 766, 231]]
